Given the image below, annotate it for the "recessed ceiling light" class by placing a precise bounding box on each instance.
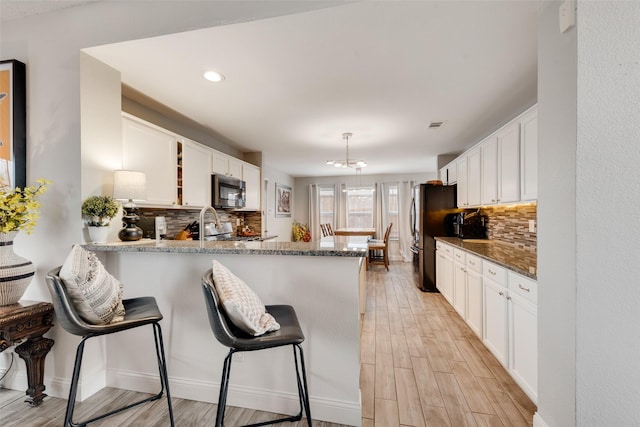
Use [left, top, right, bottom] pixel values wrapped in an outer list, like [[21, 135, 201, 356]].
[[203, 71, 225, 82]]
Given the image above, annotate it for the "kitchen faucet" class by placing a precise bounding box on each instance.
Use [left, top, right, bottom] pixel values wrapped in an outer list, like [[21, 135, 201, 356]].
[[199, 206, 221, 249]]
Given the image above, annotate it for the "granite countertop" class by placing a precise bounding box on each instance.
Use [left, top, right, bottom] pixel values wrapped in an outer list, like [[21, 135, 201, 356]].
[[435, 237, 537, 279], [84, 235, 368, 258]]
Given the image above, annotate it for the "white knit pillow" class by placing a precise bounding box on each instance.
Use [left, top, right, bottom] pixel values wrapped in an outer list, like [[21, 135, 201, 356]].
[[59, 245, 125, 325], [211, 260, 280, 336]]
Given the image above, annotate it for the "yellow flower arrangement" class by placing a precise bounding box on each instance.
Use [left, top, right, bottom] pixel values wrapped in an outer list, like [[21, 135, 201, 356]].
[[0, 179, 51, 234], [292, 221, 311, 242]]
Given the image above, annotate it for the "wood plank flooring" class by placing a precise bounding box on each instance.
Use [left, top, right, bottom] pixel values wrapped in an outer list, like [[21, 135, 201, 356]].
[[0, 262, 535, 426]]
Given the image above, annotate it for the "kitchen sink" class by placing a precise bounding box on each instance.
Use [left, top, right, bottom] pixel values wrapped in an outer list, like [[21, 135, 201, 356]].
[[461, 239, 493, 243]]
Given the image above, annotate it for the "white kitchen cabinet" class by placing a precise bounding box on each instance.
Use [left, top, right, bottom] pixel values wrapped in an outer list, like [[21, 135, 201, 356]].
[[456, 156, 468, 207], [519, 107, 538, 201], [482, 261, 508, 365], [212, 151, 243, 178], [240, 163, 261, 211], [452, 249, 467, 318], [457, 148, 482, 207], [436, 244, 454, 305], [467, 149, 481, 206], [481, 122, 520, 205], [440, 161, 457, 185], [466, 254, 483, 338], [122, 115, 177, 206], [181, 139, 212, 207], [508, 271, 538, 402], [481, 137, 499, 205]]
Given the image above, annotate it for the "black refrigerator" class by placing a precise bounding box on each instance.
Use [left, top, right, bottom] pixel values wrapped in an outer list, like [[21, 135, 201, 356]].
[[410, 184, 457, 292]]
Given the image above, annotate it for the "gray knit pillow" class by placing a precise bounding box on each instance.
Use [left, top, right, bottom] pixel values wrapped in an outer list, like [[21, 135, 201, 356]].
[[59, 245, 125, 324]]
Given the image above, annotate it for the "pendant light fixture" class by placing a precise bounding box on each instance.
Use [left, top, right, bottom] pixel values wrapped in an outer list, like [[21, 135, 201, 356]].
[[326, 132, 367, 168]]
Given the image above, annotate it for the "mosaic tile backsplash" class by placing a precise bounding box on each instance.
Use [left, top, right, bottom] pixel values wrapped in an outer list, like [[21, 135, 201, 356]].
[[479, 203, 537, 253], [139, 208, 262, 239]]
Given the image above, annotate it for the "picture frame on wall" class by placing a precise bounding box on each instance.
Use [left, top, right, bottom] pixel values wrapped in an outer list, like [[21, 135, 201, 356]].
[[275, 183, 292, 217], [0, 59, 27, 190]]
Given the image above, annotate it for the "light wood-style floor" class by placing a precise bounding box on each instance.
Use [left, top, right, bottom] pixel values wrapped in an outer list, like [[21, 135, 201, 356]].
[[0, 262, 535, 426]]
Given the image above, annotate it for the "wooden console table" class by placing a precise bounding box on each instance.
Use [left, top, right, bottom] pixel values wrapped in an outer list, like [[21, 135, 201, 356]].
[[0, 300, 54, 406]]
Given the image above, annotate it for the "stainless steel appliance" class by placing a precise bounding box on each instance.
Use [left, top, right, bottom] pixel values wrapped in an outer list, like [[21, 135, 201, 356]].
[[212, 175, 246, 209], [453, 211, 487, 239], [410, 184, 458, 292]]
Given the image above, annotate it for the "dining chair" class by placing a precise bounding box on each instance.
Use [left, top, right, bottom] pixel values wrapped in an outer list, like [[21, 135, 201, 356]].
[[368, 223, 393, 271], [325, 223, 334, 236], [320, 224, 328, 237]]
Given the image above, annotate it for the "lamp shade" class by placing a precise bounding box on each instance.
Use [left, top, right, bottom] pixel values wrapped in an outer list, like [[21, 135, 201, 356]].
[[113, 170, 147, 201]]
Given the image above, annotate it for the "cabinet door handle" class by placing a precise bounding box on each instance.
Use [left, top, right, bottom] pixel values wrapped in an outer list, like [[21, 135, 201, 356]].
[[498, 291, 504, 296], [518, 284, 531, 292], [506, 296, 512, 300], [469, 260, 475, 266], [488, 269, 496, 275]]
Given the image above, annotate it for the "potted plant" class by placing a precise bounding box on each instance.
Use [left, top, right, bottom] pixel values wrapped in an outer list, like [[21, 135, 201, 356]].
[[81, 195, 119, 243], [0, 178, 51, 305]]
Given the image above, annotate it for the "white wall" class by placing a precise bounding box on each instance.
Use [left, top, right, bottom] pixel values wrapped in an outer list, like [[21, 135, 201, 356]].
[[0, 0, 345, 397], [537, 1, 640, 426], [263, 160, 295, 242], [536, 2, 577, 426], [575, 1, 640, 425]]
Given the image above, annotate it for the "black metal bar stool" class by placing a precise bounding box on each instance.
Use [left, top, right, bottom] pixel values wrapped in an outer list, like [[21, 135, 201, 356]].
[[46, 267, 175, 427], [201, 269, 312, 427]]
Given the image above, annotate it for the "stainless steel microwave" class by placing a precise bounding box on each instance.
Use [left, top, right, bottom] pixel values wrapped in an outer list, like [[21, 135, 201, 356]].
[[212, 174, 246, 209]]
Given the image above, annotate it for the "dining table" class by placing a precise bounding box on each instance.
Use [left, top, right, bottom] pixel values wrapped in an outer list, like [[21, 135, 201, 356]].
[[334, 228, 377, 238]]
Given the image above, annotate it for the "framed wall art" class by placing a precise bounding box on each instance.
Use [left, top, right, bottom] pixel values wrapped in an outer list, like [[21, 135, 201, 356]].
[[0, 59, 27, 189], [275, 183, 292, 217]]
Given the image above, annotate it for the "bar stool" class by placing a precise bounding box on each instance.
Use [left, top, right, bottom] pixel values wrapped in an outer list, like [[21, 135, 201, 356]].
[[201, 269, 312, 427], [46, 267, 175, 427]]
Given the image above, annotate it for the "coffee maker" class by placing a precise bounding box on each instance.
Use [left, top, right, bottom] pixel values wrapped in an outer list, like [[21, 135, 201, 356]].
[[453, 211, 487, 239]]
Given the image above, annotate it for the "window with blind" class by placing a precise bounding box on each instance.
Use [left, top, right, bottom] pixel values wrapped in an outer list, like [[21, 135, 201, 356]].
[[346, 187, 375, 228], [387, 184, 399, 240], [319, 186, 336, 227]]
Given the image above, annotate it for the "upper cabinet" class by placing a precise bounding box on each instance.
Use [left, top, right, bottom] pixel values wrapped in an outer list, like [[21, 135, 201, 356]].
[[457, 156, 468, 207], [519, 108, 538, 201], [181, 139, 212, 208], [440, 161, 457, 185], [122, 115, 177, 206], [122, 113, 261, 210], [454, 105, 537, 208], [457, 149, 480, 207], [481, 121, 520, 205], [212, 152, 243, 178], [467, 149, 481, 206], [240, 163, 261, 211]]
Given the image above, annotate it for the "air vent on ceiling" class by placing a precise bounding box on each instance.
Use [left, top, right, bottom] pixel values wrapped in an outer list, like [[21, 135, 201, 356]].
[[428, 120, 446, 129]]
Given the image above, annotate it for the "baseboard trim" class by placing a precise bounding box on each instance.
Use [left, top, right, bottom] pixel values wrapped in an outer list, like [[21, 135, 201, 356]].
[[533, 412, 549, 427], [107, 368, 361, 426]]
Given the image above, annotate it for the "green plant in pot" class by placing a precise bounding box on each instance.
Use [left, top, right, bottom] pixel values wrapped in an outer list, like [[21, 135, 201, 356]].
[[81, 195, 119, 243]]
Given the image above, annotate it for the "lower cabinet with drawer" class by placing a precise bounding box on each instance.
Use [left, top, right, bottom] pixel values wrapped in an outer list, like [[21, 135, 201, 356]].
[[507, 271, 537, 402], [482, 260, 538, 403]]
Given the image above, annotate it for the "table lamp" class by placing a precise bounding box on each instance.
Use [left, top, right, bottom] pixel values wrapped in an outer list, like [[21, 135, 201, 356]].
[[113, 170, 147, 241]]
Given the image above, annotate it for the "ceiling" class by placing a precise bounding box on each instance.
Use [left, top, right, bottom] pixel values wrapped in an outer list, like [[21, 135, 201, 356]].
[[5, 1, 540, 178]]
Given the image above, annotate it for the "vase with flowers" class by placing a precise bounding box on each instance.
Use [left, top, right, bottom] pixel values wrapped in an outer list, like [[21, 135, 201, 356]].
[[0, 179, 51, 305], [292, 221, 311, 242], [81, 195, 119, 243]]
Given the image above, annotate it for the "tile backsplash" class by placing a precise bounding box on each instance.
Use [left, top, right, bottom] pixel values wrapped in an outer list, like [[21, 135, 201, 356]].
[[139, 208, 261, 239], [479, 203, 537, 252]]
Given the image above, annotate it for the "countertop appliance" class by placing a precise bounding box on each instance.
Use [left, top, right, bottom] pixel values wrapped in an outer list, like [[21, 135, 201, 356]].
[[410, 184, 458, 292], [212, 174, 246, 209], [454, 211, 487, 239]]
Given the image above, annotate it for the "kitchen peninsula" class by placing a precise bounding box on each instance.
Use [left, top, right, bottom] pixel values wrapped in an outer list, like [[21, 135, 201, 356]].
[[84, 236, 366, 426]]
